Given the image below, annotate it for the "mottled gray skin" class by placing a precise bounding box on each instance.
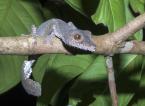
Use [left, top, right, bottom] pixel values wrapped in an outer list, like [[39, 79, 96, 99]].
[[21, 60, 41, 96], [22, 78, 41, 96], [35, 19, 96, 52]]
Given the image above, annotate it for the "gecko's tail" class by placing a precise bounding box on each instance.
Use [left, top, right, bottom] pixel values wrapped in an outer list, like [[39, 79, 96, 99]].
[[21, 78, 41, 96], [21, 60, 41, 96]]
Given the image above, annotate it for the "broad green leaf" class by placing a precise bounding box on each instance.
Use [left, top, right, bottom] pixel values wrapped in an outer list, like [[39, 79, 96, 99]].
[[132, 58, 145, 106], [65, 0, 88, 17], [117, 54, 143, 106], [33, 55, 51, 83], [140, 0, 145, 3], [68, 56, 107, 106], [0, 0, 43, 36], [0, 0, 43, 94], [68, 55, 142, 106], [65, 0, 99, 18], [36, 54, 96, 106], [90, 55, 142, 106], [90, 95, 111, 106], [129, 0, 145, 14], [92, 0, 143, 40], [92, 0, 125, 32], [0, 56, 24, 93]]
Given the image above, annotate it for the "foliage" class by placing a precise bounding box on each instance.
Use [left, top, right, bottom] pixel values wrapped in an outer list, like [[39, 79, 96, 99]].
[[0, 0, 145, 106]]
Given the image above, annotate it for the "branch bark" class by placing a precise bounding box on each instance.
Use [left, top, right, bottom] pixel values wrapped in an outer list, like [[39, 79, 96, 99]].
[[0, 36, 69, 55], [0, 36, 145, 55], [110, 13, 145, 42]]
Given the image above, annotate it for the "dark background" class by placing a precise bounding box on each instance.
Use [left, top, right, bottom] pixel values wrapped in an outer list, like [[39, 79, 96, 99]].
[[0, 83, 36, 106]]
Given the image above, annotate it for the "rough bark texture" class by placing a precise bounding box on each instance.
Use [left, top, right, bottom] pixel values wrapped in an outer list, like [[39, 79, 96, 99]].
[[0, 36, 144, 55], [0, 36, 69, 55]]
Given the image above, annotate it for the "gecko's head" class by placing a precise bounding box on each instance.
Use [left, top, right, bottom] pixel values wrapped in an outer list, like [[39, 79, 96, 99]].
[[64, 30, 96, 52]]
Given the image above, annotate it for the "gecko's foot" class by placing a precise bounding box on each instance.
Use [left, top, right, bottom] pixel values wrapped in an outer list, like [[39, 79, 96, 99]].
[[31, 25, 38, 36]]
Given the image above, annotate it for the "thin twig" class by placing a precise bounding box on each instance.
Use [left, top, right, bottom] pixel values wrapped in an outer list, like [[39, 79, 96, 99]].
[[118, 40, 145, 55], [106, 56, 118, 106]]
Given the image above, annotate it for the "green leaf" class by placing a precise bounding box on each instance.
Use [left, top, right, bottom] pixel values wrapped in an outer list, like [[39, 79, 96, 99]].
[[90, 95, 111, 106], [0, 0, 43, 94], [91, 0, 126, 32], [65, 0, 85, 14], [92, 0, 143, 40], [129, 0, 145, 14], [0, 56, 24, 94], [117, 54, 143, 106], [67, 54, 143, 106], [68, 56, 107, 106], [65, 0, 99, 18], [65, 0, 88, 17], [36, 54, 95, 106], [0, 0, 43, 36], [131, 58, 145, 106]]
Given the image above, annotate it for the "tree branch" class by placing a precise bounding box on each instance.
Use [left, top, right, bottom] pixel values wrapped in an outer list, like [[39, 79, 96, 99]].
[[92, 13, 145, 55], [0, 36, 69, 55], [118, 41, 145, 54], [0, 13, 145, 55], [110, 13, 145, 42], [0, 36, 145, 55]]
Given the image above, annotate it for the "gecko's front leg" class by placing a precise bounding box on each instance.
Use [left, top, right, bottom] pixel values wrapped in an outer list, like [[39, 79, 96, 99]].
[[31, 25, 37, 36]]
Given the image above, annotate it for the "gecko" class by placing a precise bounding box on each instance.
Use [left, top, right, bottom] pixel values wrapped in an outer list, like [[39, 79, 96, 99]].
[[21, 18, 96, 96], [32, 18, 96, 52]]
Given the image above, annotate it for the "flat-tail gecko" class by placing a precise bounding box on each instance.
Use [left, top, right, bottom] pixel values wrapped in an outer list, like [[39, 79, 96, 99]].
[[22, 19, 96, 96]]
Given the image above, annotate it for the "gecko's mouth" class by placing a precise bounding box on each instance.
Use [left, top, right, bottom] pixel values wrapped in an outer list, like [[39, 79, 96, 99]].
[[67, 42, 96, 52]]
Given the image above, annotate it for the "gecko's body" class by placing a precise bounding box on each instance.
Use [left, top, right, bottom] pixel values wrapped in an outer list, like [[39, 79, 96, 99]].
[[22, 19, 96, 96], [34, 19, 96, 52]]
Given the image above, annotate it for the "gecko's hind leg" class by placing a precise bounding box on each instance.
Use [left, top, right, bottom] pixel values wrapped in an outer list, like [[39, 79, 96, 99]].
[[21, 60, 41, 96], [44, 32, 55, 45], [44, 24, 56, 44]]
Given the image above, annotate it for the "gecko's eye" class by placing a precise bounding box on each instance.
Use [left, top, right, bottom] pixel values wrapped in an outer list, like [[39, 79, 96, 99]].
[[73, 34, 84, 42]]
